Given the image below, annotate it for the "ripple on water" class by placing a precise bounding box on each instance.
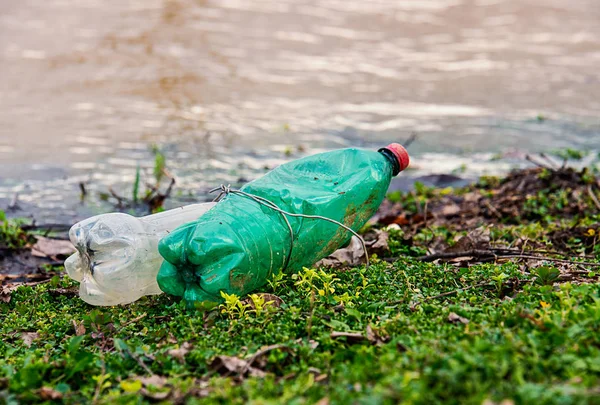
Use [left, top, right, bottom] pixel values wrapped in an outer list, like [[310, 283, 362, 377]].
[[0, 0, 599, 222]]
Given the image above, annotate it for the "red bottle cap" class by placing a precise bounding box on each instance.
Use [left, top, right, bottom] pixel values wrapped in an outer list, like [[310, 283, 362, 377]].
[[385, 143, 410, 172]]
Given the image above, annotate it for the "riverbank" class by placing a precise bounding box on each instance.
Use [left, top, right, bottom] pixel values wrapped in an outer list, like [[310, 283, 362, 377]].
[[2, 161, 600, 404]]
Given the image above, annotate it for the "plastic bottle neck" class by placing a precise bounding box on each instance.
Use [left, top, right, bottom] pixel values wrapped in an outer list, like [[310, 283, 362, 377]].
[[378, 144, 409, 176], [379, 148, 401, 176]]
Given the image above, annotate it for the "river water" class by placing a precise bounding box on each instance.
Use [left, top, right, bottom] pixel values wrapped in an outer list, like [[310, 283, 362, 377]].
[[1, 0, 599, 222]]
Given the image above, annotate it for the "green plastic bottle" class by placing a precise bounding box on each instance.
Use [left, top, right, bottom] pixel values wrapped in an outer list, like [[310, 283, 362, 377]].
[[157, 144, 409, 304]]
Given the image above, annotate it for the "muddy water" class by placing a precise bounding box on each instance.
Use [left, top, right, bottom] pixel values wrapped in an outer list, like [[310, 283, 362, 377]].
[[1, 0, 599, 222]]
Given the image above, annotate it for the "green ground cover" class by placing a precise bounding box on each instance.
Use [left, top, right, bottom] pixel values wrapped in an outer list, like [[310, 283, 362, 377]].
[[2, 164, 600, 404]]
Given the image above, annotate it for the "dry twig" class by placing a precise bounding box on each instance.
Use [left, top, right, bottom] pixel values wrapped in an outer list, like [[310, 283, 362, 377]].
[[416, 250, 600, 267]]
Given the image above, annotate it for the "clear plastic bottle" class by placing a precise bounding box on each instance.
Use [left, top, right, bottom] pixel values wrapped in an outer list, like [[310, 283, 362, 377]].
[[65, 203, 216, 306]]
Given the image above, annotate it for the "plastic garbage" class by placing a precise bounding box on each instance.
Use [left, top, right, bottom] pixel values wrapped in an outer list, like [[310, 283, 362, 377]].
[[65, 203, 216, 306], [158, 144, 409, 305]]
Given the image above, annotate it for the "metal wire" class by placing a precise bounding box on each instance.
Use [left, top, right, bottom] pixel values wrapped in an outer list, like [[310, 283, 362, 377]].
[[209, 184, 369, 269]]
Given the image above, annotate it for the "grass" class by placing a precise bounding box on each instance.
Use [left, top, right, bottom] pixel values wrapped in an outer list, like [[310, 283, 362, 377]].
[[2, 163, 600, 404], [98, 145, 174, 214], [1, 251, 600, 403], [0, 211, 34, 250]]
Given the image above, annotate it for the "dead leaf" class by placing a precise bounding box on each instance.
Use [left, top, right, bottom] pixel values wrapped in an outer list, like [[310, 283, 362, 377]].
[[365, 324, 390, 345], [426, 235, 450, 255], [318, 231, 389, 268], [137, 375, 169, 388], [365, 325, 376, 343], [137, 375, 171, 399], [445, 227, 490, 253], [72, 320, 86, 336], [368, 200, 403, 226], [211, 355, 249, 373], [0, 273, 52, 283], [366, 325, 391, 345], [39, 387, 63, 400], [316, 236, 365, 268], [391, 212, 411, 226], [439, 202, 461, 217], [187, 379, 211, 399], [211, 345, 292, 379], [168, 342, 192, 364], [462, 192, 481, 203], [210, 355, 266, 378], [31, 236, 75, 258], [448, 256, 476, 265], [365, 230, 390, 252], [1, 280, 50, 303], [0, 377, 8, 389], [1, 285, 16, 303], [448, 312, 470, 325], [21, 332, 40, 347]]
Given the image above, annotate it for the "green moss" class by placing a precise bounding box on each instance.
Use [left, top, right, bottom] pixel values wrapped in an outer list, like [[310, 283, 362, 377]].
[[551, 148, 588, 161], [2, 248, 600, 404], [477, 175, 501, 189], [0, 211, 34, 250]]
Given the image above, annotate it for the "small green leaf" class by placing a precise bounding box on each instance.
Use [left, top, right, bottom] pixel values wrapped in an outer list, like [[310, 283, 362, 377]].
[[120, 380, 142, 393], [67, 336, 84, 355], [113, 338, 130, 353], [533, 266, 560, 286], [322, 319, 350, 331], [132, 165, 141, 204], [55, 383, 71, 394], [345, 307, 362, 321], [152, 146, 166, 184]]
